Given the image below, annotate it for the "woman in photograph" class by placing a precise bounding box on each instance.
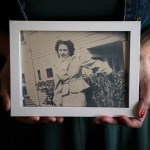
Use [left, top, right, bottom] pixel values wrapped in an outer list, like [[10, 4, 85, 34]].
[[53, 40, 113, 107]]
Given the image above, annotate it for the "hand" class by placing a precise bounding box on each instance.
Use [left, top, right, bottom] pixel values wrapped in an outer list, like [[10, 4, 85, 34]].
[[94, 110, 146, 128], [0, 30, 64, 124], [94, 98, 148, 128], [0, 56, 10, 111], [16, 116, 64, 124], [94, 37, 150, 128], [0, 31, 10, 111], [0, 58, 64, 124]]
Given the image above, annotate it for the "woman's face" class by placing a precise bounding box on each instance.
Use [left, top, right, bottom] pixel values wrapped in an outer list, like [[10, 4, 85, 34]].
[[58, 44, 70, 59]]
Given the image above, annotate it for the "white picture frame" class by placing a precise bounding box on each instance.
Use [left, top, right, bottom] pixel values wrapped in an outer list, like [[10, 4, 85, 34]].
[[9, 21, 140, 117]]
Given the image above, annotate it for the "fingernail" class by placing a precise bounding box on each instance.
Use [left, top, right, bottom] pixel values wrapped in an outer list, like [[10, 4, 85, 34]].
[[140, 110, 146, 118]]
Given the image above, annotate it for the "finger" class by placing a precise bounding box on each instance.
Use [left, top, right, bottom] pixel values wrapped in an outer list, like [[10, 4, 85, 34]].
[[40, 117, 64, 123], [137, 99, 149, 118], [56, 117, 64, 123], [118, 116, 144, 128], [40, 117, 57, 123], [16, 116, 40, 124], [139, 78, 150, 104], [139, 59, 150, 117], [94, 116, 118, 124]]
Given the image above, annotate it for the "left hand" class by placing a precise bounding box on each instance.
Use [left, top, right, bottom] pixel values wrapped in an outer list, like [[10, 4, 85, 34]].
[[94, 37, 150, 128]]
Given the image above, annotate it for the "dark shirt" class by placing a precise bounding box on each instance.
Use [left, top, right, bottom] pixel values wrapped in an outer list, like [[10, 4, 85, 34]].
[[24, 0, 124, 21], [1, 0, 150, 31], [0, 1, 23, 31]]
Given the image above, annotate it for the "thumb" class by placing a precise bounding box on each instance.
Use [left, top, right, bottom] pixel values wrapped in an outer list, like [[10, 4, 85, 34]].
[[137, 99, 149, 118]]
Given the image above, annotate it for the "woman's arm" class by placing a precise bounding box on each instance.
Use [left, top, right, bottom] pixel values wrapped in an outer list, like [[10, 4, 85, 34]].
[[79, 54, 113, 74]]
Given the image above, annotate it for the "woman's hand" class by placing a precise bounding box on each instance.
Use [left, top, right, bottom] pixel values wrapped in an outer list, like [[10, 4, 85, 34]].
[[0, 58, 64, 124], [0, 31, 64, 124], [0, 58, 63, 124], [94, 114, 146, 128], [94, 35, 150, 128]]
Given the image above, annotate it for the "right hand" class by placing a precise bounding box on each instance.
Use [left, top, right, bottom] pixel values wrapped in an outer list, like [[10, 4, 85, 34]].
[[0, 30, 64, 124], [0, 56, 10, 111], [0, 58, 64, 124]]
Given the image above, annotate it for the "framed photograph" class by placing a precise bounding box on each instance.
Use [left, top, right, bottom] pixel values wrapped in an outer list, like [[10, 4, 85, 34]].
[[10, 21, 140, 117]]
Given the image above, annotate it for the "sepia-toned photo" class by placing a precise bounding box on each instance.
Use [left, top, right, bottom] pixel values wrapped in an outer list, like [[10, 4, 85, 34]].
[[10, 21, 140, 116], [21, 31, 129, 108]]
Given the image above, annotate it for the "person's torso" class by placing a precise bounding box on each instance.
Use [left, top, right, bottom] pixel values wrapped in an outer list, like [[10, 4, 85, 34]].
[[21, 0, 125, 21], [17, 0, 150, 30]]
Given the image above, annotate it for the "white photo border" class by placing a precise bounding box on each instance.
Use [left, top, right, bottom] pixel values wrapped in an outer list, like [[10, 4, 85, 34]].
[[9, 21, 140, 117]]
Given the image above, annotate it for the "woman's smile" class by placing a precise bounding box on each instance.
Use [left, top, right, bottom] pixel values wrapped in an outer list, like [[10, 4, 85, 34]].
[[58, 44, 70, 59]]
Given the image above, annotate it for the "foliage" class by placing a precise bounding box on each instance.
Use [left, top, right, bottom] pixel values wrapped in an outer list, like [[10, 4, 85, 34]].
[[36, 80, 56, 106], [36, 70, 128, 107], [85, 70, 128, 107]]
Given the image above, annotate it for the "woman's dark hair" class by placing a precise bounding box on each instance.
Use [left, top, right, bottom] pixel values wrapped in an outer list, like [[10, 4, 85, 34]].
[[55, 40, 75, 57]]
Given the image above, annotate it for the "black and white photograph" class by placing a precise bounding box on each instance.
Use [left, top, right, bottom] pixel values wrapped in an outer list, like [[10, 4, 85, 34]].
[[21, 31, 129, 108], [10, 21, 140, 116]]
